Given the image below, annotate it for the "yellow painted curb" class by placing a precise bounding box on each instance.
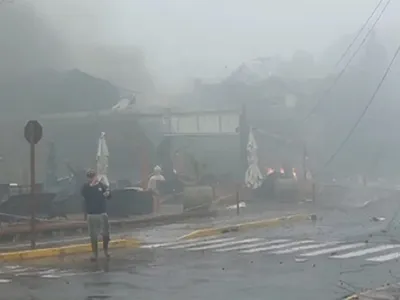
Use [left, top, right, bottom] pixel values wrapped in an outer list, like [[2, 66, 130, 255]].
[[0, 238, 140, 262], [180, 214, 313, 240]]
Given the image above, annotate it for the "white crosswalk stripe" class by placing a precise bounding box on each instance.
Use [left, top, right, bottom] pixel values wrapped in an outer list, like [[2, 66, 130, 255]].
[[141, 236, 222, 249], [215, 239, 290, 252], [240, 240, 315, 254], [188, 238, 261, 251], [331, 244, 400, 259], [0, 264, 87, 279], [271, 242, 340, 254], [141, 236, 400, 264], [367, 252, 400, 262], [300, 243, 366, 257], [166, 237, 236, 250]]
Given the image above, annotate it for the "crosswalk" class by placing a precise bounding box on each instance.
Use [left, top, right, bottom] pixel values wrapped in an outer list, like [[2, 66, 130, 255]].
[[0, 264, 93, 283], [141, 236, 400, 263]]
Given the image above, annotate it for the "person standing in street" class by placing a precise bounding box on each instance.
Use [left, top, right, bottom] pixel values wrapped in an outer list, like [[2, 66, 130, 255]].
[[81, 169, 111, 261], [147, 165, 165, 213]]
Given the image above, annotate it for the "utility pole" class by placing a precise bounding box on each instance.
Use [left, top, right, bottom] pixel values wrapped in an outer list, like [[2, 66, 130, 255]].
[[302, 144, 308, 180], [237, 105, 249, 215]]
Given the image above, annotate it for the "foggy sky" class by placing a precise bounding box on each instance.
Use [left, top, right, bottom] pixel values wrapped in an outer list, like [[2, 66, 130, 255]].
[[28, 0, 400, 91]]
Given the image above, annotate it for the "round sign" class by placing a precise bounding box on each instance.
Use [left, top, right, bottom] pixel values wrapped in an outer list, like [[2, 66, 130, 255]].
[[24, 120, 43, 145]]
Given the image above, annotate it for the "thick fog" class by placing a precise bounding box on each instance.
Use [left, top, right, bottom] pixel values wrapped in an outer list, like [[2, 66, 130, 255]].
[[5, 0, 400, 91], [1, 0, 400, 182], [0, 1, 68, 81]]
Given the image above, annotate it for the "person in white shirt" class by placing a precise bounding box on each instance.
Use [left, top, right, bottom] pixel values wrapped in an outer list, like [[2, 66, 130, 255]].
[[147, 165, 165, 213]]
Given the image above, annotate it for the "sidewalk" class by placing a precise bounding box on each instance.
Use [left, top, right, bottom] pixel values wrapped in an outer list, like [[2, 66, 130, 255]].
[[0, 210, 217, 261], [165, 200, 317, 240], [0, 221, 203, 253], [0, 204, 215, 247], [0, 200, 316, 261], [208, 200, 316, 227]]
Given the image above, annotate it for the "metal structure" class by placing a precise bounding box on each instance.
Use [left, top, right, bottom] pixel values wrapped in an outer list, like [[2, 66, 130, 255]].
[[158, 108, 246, 178], [156, 107, 247, 213], [162, 108, 241, 136], [37, 106, 246, 184], [45, 142, 58, 190]]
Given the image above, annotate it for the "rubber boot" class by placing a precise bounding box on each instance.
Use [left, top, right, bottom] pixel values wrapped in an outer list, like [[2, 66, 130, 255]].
[[90, 237, 98, 262], [103, 235, 110, 259]]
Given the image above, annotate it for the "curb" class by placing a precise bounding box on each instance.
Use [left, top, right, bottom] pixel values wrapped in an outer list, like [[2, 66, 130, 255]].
[[0, 210, 217, 243], [179, 214, 315, 240], [0, 238, 140, 262]]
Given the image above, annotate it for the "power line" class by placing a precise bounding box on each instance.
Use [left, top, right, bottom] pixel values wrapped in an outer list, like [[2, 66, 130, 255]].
[[335, 0, 385, 67], [304, 0, 392, 122], [320, 41, 400, 171]]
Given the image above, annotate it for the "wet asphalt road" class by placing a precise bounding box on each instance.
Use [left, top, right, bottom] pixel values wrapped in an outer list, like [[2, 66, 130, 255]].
[[2, 197, 400, 300]]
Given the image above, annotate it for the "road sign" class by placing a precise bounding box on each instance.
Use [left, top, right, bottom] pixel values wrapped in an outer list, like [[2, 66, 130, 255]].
[[23, 120, 42, 249], [24, 120, 43, 145]]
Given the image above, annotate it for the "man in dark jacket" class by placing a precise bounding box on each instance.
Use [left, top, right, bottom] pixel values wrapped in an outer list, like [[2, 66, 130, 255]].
[[81, 169, 111, 261]]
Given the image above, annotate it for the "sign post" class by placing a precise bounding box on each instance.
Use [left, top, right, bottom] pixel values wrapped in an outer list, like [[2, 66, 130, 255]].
[[24, 120, 43, 249], [237, 105, 248, 216]]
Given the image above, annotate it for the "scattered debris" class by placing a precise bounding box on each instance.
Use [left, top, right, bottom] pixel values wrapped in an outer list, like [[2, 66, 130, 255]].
[[370, 216, 386, 222], [226, 202, 246, 210], [362, 200, 372, 208], [112, 94, 136, 111]]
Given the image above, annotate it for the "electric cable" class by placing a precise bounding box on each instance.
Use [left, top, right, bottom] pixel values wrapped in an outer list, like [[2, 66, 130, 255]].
[[335, 0, 385, 67], [321, 41, 400, 171], [304, 0, 392, 122]]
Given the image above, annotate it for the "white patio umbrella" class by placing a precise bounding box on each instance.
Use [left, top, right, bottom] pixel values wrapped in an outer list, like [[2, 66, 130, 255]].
[[96, 132, 110, 186], [245, 128, 264, 189]]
